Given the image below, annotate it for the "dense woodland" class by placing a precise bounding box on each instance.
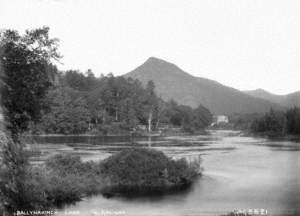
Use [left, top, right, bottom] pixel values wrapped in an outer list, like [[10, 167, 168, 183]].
[[31, 67, 213, 135], [250, 107, 300, 136], [227, 108, 300, 136]]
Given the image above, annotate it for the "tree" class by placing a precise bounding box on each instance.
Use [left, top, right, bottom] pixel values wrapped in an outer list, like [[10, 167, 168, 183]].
[[119, 97, 139, 129], [178, 105, 194, 132], [192, 105, 213, 129], [0, 27, 60, 213], [154, 97, 166, 130], [159, 100, 212, 132], [286, 107, 300, 135], [85, 69, 98, 89], [1, 26, 60, 139], [87, 96, 106, 125], [163, 100, 181, 126], [63, 70, 88, 91], [38, 86, 91, 134], [250, 109, 286, 135], [143, 80, 158, 132]]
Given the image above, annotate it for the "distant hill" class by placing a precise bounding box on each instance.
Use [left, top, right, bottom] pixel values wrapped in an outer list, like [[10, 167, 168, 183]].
[[244, 89, 300, 108], [124, 57, 282, 115]]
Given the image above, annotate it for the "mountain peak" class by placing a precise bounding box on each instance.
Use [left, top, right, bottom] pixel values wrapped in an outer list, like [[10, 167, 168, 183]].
[[145, 57, 173, 65], [126, 56, 188, 78], [146, 56, 162, 61]]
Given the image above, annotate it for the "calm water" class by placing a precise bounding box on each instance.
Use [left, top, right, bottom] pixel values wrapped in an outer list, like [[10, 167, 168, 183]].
[[29, 130, 300, 216]]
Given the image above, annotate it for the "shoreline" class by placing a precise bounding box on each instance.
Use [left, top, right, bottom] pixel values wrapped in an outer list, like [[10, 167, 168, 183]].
[[25, 130, 210, 138], [241, 131, 300, 141]]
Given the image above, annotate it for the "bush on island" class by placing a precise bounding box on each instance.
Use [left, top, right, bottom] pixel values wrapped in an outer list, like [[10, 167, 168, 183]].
[[99, 148, 201, 196]]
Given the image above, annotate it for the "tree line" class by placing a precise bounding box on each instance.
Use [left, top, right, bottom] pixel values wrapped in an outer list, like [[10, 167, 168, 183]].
[[32, 68, 212, 135], [250, 107, 300, 136]]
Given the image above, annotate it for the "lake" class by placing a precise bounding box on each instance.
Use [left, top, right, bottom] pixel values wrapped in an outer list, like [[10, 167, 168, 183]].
[[29, 130, 300, 216]]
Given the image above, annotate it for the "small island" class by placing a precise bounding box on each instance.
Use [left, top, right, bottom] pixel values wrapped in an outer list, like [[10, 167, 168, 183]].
[[99, 148, 201, 197]]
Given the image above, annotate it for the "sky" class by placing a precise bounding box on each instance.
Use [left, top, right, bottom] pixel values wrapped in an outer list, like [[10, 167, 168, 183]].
[[1, 0, 300, 95]]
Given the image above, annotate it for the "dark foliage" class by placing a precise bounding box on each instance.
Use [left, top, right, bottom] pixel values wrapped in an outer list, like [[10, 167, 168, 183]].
[[35, 86, 90, 134], [99, 148, 200, 196], [0, 27, 60, 215], [37, 71, 213, 135], [227, 113, 263, 130], [160, 100, 212, 133], [286, 107, 300, 135], [250, 107, 300, 136], [1, 27, 60, 137]]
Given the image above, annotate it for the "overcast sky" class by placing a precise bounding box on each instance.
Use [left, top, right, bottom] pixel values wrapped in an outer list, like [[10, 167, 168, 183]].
[[1, 0, 300, 95]]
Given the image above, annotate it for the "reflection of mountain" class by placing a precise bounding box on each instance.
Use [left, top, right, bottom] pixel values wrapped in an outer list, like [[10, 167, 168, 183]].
[[124, 57, 281, 115], [244, 89, 300, 108]]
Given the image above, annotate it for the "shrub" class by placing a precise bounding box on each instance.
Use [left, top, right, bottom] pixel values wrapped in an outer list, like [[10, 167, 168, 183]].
[[44, 172, 83, 206], [99, 148, 200, 196], [44, 154, 104, 198], [45, 154, 91, 175], [0, 163, 51, 212], [0, 153, 103, 211]]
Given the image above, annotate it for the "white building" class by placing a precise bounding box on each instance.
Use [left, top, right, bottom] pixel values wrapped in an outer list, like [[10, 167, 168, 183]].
[[211, 115, 229, 126], [216, 115, 229, 124]]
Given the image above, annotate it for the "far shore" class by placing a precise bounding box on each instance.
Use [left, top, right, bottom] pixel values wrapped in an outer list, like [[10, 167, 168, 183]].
[[240, 130, 300, 141], [21, 129, 300, 142], [25, 130, 209, 137]]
